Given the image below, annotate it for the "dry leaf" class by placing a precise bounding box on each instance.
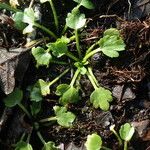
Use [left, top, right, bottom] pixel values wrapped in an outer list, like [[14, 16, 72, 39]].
[[9, 0, 19, 8]]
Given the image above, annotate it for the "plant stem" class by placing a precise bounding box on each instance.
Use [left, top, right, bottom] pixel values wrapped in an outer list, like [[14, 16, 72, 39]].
[[70, 69, 80, 87], [29, 0, 34, 8], [39, 116, 57, 123], [18, 103, 31, 119], [34, 22, 57, 39], [37, 131, 46, 145], [111, 128, 122, 146], [20, 132, 26, 141], [66, 51, 80, 62], [0, 3, 21, 12], [88, 67, 99, 87], [61, 24, 68, 35], [124, 141, 128, 150], [51, 60, 67, 65], [83, 48, 101, 63], [49, 68, 70, 86], [86, 41, 99, 54], [102, 146, 112, 150], [49, 0, 59, 32], [27, 133, 32, 143], [86, 71, 98, 89], [75, 29, 82, 59]]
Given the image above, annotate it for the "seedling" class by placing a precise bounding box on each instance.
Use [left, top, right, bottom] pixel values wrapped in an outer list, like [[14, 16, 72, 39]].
[[39, 106, 76, 127], [119, 123, 135, 150], [85, 133, 111, 150], [110, 123, 135, 150]]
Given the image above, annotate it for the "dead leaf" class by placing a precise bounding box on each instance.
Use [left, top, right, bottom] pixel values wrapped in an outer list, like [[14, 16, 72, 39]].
[[9, 0, 19, 8]]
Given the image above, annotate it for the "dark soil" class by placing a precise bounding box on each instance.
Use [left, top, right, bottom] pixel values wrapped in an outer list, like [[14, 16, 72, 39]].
[[0, 0, 150, 150]]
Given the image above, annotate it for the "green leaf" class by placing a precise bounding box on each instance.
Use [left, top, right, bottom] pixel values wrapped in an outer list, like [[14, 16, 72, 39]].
[[42, 141, 58, 150], [29, 83, 43, 102], [73, 0, 95, 9], [60, 86, 79, 105], [66, 7, 86, 29], [22, 8, 36, 34], [90, 87, 112, 111], [4, 88, 23, 107], [85, 133, 102, 150], [30, 101, 41, 116], [15, 141, 33, 150], [99, 28, 126, 58], [54, 106, 76, 127], [119, 123, 135, 142], [38, 79, 50, 96], [13, 12, 26, 30], [32, 47, 52, 67], [47, 38, 68, 58], [55, 84, 70, 96], [74, 62, 87, 75]]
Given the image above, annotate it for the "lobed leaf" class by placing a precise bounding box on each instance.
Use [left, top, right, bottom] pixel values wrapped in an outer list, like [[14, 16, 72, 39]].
[[38, 79, 50, 96], [99, 28, 126, 58], [53, 106, 76, 127], [85, 133, 102, 150], [55, 84, 70, 96], [119, 123, 135, 142], [66, 7, 86, 29], [90, 87, 113, 111], [30, 101, 41, 117], [32, 47, 52, 67], [59, 86, 79, 105], [4, 88, 23, 107], [73, 0, 95, 9]]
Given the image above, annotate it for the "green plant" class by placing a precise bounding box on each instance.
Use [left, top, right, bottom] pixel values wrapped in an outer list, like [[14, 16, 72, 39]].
[[85, 133, 111, 150], [110, 123, 135, 150]]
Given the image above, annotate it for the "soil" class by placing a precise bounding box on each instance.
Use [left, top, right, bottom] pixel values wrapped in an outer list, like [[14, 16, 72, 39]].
[[0, 0, 150, 150]]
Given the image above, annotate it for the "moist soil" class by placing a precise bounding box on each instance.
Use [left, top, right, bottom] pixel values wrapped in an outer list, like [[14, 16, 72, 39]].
[[0, 0, 150, 150]]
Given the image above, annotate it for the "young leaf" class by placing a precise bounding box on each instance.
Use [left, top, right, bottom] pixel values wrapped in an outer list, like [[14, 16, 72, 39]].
[[99, 28, 126, 58], [85, 133, 102, 150], [42, 141, 58, 150], [29, 83, 43, 102], [54, 106, 76, 127], [90, 87, 112, 111], [66, 7, 86, 29], [60, 86, 79, 105], [30, 101, 41, 117], [15, 141, 33, 150], [4, 88, 23, 107], [119, 123, 135, 142], [38, 79, 50, 96], [47, 38, 68, 58], [13, 12, 26, 30], [55, 84, 70, 96], [73, 0, 95, 9], [74, 62, 87, 75], [32, 47, 52, 67], [22, 8, 36, 34]]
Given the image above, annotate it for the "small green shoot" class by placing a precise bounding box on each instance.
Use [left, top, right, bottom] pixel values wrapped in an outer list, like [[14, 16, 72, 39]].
[[39, 106, 76, 127], [119, 123, 135, 150], [85, 133, 102, 150], [15, 141, 33, 150]]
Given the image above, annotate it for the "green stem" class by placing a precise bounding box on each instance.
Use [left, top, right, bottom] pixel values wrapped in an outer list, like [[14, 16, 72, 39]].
[[61, 24, 68, 35], [69, 35, 75, 41], [88, 67, 99, 87], [102, 146, 112, 150], [20, 132, 26, 142], [70, 69, 80, 87], [39, 116, 57, 123], [124, 141, 128, 150], [111, 129, 122, 146], [18, 103, 31, 119], [49, 0, 58, 32], [0, 3, 21, 12], [83, 48, 101, 63], [26, 133, 32, 143], [86, 41, 99, 54], [51, 60, 67, 65], [34, 22, 57, 39], [49, 68, 70, 86], [75, 29, 82, 59], [66, 51, 80, 62], [86, 71, 98, 89], [37, 131, 46, 145]]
